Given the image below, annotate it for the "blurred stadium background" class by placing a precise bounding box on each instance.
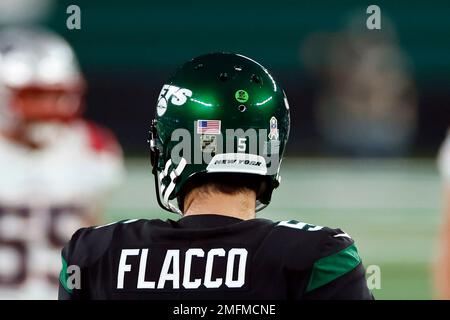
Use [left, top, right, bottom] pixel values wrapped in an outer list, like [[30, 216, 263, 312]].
[[1, 0, 449, 299]]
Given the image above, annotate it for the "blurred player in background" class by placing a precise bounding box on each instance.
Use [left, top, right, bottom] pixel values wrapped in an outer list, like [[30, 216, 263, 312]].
[[0, 27, 124, 299], [301, 15, 417, 157], [436, 130, 450, 299]]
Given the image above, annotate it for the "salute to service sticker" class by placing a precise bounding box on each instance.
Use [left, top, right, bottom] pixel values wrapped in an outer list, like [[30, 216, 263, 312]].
[[268, 116, 279, 141]]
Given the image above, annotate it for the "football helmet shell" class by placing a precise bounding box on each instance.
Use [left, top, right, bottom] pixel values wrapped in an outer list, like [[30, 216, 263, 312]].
[[150, 53, 290, 214]]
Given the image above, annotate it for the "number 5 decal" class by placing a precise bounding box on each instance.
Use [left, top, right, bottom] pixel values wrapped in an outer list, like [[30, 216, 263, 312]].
[[238, 138, 247, 152]]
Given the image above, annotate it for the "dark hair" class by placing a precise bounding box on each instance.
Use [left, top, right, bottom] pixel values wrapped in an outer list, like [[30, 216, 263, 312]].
[[178, 173, 266, 212]]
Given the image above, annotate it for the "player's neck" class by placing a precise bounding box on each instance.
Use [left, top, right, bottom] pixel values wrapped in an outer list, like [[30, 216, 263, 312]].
[[183, 190, 256, 220]]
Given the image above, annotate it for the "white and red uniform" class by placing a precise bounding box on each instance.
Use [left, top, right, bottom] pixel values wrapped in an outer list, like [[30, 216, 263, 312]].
[[0, 120, 124, 299]]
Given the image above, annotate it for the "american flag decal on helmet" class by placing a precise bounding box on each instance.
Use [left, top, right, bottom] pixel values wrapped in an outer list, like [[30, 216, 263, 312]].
[[197, 120, 221, 134]]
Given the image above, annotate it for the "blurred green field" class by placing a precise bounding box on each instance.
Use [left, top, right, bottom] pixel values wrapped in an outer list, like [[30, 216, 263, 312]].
[[104, 158, 442, 300]]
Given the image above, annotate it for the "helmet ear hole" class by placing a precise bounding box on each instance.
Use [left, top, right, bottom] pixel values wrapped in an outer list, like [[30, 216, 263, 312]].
[[251, 74, 262, 84], [219, 72, 228, 81], [194, 63, 204, 70]]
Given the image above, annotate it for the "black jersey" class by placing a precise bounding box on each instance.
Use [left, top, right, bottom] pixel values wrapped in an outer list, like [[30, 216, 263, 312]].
[[58, 215, 373, 300]]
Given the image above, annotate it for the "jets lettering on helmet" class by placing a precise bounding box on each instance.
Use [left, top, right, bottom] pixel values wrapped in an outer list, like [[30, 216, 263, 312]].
[[157, 84, 193, 116], [117, 248, 248, 290]]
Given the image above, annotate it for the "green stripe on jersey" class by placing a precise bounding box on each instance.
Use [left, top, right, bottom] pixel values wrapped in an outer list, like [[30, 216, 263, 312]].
[[306, 243, 361, 293], [59, 255, 72, 294]]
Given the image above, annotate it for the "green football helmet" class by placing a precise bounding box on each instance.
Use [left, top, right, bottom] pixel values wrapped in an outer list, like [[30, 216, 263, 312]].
[[149, 53, 290, 214]]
